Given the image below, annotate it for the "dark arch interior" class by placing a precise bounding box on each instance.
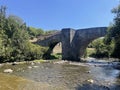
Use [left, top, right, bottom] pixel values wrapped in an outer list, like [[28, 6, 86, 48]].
[[43, 42, 62, 59]]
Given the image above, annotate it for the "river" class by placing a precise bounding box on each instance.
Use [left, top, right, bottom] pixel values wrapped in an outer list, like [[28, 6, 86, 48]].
[[0, 59, 120, 90]]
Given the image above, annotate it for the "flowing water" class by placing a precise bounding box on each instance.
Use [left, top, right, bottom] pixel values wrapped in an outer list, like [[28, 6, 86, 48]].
[[0, 59, 120, 90]]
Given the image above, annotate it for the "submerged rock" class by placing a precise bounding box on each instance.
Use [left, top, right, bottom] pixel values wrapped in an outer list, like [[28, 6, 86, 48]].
[[4, 69, 13, 73]]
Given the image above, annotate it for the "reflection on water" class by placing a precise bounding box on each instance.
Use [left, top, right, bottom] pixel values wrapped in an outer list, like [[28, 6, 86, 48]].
[[0, 60, 120, 90]]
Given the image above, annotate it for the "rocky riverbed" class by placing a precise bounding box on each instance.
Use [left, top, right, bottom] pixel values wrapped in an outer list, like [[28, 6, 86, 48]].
[[0, 59, 119, 90]]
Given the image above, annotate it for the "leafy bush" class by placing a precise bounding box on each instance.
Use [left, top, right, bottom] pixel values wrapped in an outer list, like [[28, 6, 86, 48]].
[[88, 38, 114, 58]]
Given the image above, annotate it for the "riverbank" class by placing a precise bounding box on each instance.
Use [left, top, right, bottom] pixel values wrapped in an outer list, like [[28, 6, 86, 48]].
[[0, 58, 120, 70]]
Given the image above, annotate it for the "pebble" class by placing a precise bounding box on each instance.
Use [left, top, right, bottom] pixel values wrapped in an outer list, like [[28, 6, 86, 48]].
[[87, 79, 94, 83]]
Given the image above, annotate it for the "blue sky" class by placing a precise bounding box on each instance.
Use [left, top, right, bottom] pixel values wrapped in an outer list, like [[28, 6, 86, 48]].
[[0, 0, 119, 30]]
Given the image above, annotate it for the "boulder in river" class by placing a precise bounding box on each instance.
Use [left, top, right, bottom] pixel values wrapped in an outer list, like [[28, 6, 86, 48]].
[[4, 69, 13, 73]]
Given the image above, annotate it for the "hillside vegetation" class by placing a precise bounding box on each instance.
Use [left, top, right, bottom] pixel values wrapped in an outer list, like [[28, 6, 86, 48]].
[[0, 6, 48, 62]]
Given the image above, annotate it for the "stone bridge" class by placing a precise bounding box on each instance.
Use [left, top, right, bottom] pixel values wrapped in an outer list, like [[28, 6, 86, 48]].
[[35, 27, 107, 61]]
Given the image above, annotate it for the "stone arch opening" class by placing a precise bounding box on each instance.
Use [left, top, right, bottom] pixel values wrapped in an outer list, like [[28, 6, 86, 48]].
[[69, 36, 105, 61], [84, 37, 107, 58], [52, 42, 62, 59], [35, 31, 61, 59], [43, 42, 62, 59], [61, 27, 107, 61]]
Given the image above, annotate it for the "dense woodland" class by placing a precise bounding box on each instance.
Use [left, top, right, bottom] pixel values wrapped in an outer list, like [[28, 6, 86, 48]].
[[0, 3, 120, 63]]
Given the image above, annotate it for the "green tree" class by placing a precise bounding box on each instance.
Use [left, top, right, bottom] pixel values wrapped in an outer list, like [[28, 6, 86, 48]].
[[0, 5, 48, 62], [105, 3, 120, 59], [88, 38, 114, 58], [27, 27, 44, 39]]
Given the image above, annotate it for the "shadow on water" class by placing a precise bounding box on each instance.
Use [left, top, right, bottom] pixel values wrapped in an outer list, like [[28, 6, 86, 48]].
[[76, 83, 120, 90]]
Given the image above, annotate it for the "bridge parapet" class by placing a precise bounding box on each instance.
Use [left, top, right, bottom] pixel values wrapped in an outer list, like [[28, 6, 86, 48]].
[[36, 31, 61, 46]]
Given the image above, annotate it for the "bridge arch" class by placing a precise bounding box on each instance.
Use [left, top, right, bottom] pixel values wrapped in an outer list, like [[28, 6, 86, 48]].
[[43, 42, 61, 59], [35, 32, 61, 59], [61, 27, 107, 61]]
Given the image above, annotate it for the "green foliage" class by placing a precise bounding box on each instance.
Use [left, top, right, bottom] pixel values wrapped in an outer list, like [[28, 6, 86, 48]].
[[8, 15, 24, 26], [44, 30, 58, 35], [24, 42, 48, 61], [27, 27, 44, 39], [50, 53, 62, 59], [27, 27, 58, 39], [105, 3, 120, 59], [88, 38, 114, 58], [0, 6, 48, 62]]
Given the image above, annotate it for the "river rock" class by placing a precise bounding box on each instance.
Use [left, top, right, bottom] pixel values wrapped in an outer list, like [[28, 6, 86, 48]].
[[87, 79, 94, 83], [86, 71, 91, 73], [33, 66, 39, 68], [4, 69, 13, 73], [31, 62, 35, 65], [12, 62, 18, 65], [28, 66, 32, 69], [0, 64, 3, 67]]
